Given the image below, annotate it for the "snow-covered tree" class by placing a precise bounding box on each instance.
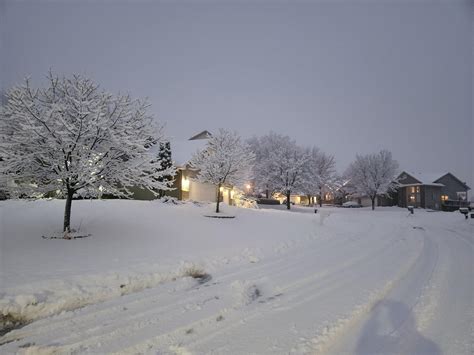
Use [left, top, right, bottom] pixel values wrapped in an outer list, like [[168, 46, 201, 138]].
[[247, 133, 281, 198], [346, 150, 398, 210], [190, 129, 255, 213], [0, 73, 175, 233], [299, 147, 321, 206], [154, 141, 175, 198], [313, 152, 336, 207], [265, 134, 308, 210], [298, 148, 336, 207], [328, 174, 351, 205]]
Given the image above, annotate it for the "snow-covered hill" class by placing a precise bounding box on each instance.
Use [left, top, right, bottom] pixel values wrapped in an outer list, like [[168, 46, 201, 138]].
[[0, 200, 472, 354]]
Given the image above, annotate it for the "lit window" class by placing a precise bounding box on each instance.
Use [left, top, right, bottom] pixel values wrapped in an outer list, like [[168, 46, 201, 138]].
[[416, 186, 420, 193], [409, 195, 416, 202], [410, 187, 416, 193], [181, 177, 190, 192], [441, 195, 448, 201]]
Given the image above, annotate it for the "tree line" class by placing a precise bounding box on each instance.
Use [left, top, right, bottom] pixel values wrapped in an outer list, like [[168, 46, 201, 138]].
[[192, 130, 398, 212], [0, 73, 398, 235]]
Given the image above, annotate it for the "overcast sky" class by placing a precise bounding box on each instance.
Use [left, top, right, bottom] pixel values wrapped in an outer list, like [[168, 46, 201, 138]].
[[1, 0, 472, 188]]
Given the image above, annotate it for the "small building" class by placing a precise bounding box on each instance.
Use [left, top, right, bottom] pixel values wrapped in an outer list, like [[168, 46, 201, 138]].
[[396, 171, 470, 210], [169, 130, 236, 205], [130, 130, 246, 205]]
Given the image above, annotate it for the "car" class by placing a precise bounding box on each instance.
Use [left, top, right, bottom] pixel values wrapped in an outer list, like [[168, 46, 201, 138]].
[[342, 201, 362, 208]]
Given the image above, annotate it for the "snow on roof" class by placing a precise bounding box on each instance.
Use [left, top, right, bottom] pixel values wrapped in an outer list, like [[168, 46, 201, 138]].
[[405, 172, 448, 184]]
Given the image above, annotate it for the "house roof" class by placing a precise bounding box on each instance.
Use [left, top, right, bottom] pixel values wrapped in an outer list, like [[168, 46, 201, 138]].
[[398, 171, 470, 190], [189, 130, 212, 140], [405, 172, 449, 184]]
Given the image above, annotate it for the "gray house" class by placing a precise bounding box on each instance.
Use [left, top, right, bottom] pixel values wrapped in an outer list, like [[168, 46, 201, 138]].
[[397, 171, 470, 210]]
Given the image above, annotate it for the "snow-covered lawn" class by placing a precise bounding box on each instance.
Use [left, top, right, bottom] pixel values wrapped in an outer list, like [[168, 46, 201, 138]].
[[0, 200, 473, 354]]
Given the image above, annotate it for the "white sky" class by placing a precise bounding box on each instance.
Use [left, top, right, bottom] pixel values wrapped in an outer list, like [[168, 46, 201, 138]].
[[1, 0, 472, 189]]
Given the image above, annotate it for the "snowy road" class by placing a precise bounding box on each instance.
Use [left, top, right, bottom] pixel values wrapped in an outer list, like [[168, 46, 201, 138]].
[[0, 203, 473, 354]]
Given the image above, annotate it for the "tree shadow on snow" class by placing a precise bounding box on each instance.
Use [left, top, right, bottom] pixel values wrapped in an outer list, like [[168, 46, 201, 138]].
[[355, 299, 440, 355]]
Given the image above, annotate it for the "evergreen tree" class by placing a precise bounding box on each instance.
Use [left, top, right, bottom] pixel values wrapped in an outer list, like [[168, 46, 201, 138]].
[[155, 142, 175, 198]]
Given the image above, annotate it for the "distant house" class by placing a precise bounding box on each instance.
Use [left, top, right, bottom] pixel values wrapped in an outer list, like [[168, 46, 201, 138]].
[[110, 130, 246, 204], [169, 130, 215, 202], [169, 130, 237, 205], [396, 171, 470, 210]]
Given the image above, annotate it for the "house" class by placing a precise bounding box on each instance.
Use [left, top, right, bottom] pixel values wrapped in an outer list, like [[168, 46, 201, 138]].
[[272, 192, 318, 206], [167, 130, 238, 205], [343, 179, 398, 208], [169, 130, 220, 203], [396, 171, 470, 210], [130, 130, 221, 202]]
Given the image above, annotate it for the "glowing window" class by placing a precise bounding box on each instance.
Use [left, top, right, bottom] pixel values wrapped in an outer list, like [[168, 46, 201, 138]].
[[181, 177, 190, 192], [441, 195, 449, 201], [409, 195, 416, 202]]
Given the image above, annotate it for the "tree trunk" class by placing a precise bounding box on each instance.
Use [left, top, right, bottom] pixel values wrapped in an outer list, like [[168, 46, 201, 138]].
[[265, 189, 269, 199], [216, 184, 221, 213], [371, 196, 376, 210], [63, 188, 74, 232], [319, 188, 323, 207], [307, 194, 311, 206], [286, 191, 291, 210]]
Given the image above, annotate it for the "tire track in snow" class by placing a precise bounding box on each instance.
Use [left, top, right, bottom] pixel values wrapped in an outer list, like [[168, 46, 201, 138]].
[[0, 220, 379, 348], [319, 226, 442, 355], [299, 230, 429, 355], [111, 226, 418, 354], [0, 214, 356, 344], [1, 220, 417, 354]]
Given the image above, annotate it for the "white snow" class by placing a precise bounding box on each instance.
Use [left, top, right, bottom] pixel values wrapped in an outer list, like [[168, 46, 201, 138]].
[[0, 199, 473, 354]]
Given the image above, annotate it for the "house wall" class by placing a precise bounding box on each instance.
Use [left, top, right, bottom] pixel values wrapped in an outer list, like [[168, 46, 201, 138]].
[[398, 187, 407, 208], [398, 185, 441, 210], [436, 174, 469, 200], [422, 185, 441, 210], [189, 180, 216, 202], [130, 186, 156, 200], [402, 185, 421, 208], [358, 196, 378, 207]]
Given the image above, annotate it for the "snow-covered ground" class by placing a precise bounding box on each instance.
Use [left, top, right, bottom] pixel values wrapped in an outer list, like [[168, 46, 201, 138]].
[[0, 199, 473, 354]]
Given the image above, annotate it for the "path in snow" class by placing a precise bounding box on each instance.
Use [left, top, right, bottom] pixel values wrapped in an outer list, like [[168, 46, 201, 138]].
[[0, 206, 472, 354]]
